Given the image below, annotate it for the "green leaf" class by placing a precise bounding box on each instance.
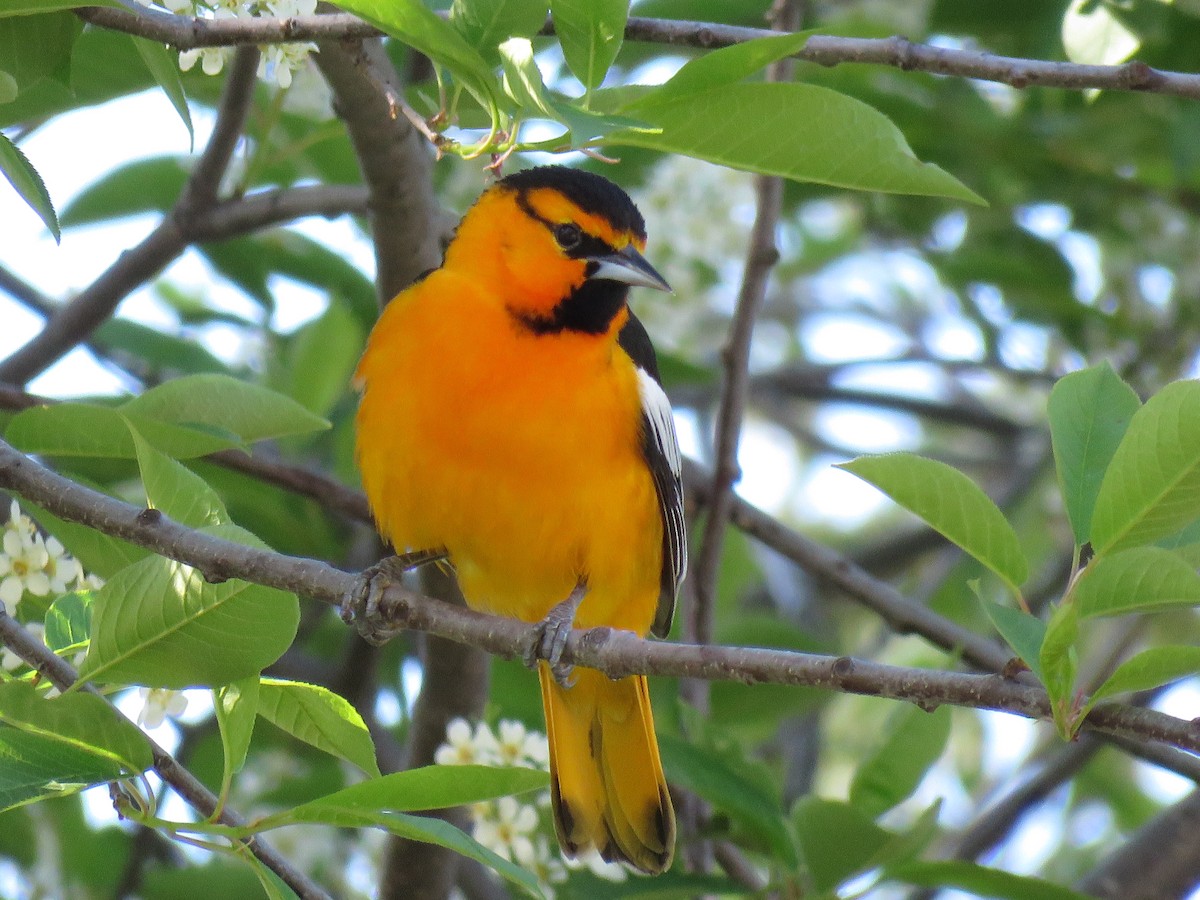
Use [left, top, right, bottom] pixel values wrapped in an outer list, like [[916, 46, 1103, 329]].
[[0, 71, 16, 103], [0, 729, 116, 812], [0, 130, 59, 241], [1073, 546, 1200, 619], [451, 0, 547, 66], [44, 590, 93, 655], [252, 769, 550, 895], [0, 682, 152, 777], [1090, 380, 1200, 556], [978, 594, 1046, 681], [215, 677, 258, 777], [888, 860, 1094, 900], [643, 31, 812, 98], [849, 705, 951, 819], [0, 0, 119, 13], [6, 402, 239, 459], [123, 374, 331, 445], [79, 528, 299, 688], [550, 0, 627, 92], [280, 301, 363, 419], [94, 318, 231, 376], [129, 36, 192, 145], [326, 0, 499, 115], [1090, 645, 1200, 704], [262, 765, 547, 824], [499, 37, 556, 118], [257, 678, 381, 778], [1048, 363, 1141, 546], [0, 27, 151, 128], [60, 156, 188, 226], [614, 81, 983, 204], [0, 12, 78, 91], [838, 453, 1028, 594], [1039, 602, 1078, 737], [1062, 0, 1139, 67], [792, 796, 890, 893], [658, 733, 796, 865], [129, 424, 228, 529]]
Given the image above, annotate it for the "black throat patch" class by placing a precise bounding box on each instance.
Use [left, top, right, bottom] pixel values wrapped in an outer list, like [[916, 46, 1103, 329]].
[[513, 272, 630, 335]]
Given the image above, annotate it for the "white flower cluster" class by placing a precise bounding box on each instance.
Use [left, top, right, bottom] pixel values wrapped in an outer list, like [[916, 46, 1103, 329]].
[[0, 500, 93, 616], [434, 717, 628, 896], [141, 0, 319, 88]]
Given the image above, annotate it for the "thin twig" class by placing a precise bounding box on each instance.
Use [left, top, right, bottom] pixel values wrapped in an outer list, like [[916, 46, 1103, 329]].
[[71, 8, 1200, 101], [179, 46, 260, 213], [0, 611, 333, 900], [0, 49, 260, 387], [0, 186, 365, 388], [688, 0, 797, 693]]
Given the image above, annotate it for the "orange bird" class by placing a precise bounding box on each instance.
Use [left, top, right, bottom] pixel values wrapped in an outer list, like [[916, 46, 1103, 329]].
[[351, 166, 686, 873]]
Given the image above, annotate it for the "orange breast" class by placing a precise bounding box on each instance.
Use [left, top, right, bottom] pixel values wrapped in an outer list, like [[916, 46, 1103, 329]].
[[354, 271, 663, 635]]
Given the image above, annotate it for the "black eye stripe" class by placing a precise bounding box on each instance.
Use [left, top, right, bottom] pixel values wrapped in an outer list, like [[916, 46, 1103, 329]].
[[566, 233, 612, 260], [515, 188, 617, 260]]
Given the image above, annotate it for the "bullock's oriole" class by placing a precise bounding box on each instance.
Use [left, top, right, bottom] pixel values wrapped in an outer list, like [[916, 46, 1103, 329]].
[[350, 166, 686, 873]]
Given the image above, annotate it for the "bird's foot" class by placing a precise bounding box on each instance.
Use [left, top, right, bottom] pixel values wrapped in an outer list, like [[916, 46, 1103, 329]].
[[341, 549, 445, 645], [525, 583, 587, 687]]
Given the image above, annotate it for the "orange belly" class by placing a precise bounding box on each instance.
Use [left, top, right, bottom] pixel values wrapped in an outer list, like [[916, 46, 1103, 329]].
[[354, 271, 663, 636]]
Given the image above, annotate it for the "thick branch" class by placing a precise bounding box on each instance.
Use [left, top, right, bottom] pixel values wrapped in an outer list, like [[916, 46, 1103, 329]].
[[73, 8, 1200, 101], [2, 438, 1198, 757], [0, 611, 332, 900], [314, 39, 441, 301]]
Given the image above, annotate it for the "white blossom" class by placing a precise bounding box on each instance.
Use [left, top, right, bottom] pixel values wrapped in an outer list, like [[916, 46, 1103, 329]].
[[0, 501, 93, 613], [0, 522, 51, 613], [434, 717, 501, 766], [472, 796, 538, 862], [494, 719, 549, 768], [43, 536, 82, 595], [137, 687, 189, 728]]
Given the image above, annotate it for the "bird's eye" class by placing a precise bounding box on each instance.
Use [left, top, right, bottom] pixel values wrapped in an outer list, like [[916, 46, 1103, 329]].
[[553, 223, 583, 250]]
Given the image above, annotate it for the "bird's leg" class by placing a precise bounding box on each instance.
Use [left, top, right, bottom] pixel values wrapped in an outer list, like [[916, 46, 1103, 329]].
[[341, 549, 447, 644], [525, 581, 587, 687]]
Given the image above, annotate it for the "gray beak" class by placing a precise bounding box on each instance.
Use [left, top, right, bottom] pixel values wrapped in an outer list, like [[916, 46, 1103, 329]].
[[588, 245, 672, 292]]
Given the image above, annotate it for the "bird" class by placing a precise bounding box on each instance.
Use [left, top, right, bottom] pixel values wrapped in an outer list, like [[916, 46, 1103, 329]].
[[350, 164, 686, 874]]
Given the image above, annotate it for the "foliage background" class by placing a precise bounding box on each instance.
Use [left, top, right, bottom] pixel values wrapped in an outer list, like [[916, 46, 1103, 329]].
[[4, 0, 1200, 898]]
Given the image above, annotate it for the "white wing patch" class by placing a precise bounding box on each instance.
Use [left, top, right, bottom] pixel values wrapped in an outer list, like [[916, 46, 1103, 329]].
[[637, 366, 687, 593]]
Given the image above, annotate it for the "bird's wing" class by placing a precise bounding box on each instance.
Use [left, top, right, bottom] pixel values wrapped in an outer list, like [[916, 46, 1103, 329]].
[[619, 315, 687, 638]]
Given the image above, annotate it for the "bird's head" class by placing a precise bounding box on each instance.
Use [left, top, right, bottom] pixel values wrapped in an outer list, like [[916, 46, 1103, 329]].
[[445, 166, 671, 336]]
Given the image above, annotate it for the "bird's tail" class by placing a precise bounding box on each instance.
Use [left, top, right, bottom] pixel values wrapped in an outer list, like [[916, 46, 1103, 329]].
[[538, 663, 675, 874]]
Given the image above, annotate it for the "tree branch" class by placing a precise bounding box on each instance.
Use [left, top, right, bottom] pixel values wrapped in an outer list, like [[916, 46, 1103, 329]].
[[1, 438, 1198, 758], [72, 8, 1200, 101], [0, 186, 366, 388], [0, 48, 261, 386], [314, 38, 442, 301], [0, 611, 332, 900], [688, 0, 795, 691]]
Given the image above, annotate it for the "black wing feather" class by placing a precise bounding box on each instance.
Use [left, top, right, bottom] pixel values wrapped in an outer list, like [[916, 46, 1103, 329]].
[[619, 315, 687, 639]]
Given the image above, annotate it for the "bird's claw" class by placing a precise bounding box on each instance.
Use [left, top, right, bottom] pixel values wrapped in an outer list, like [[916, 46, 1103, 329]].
[[341, 551, 444, 645], [524, 584, 587, 687]]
